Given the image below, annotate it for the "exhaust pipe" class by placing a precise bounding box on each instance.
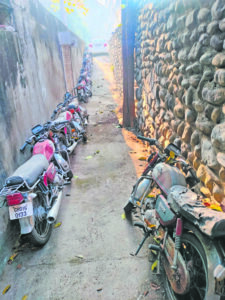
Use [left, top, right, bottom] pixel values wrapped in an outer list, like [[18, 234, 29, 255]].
[[67, 141, 77, 154], [47, 191, 63, 224]]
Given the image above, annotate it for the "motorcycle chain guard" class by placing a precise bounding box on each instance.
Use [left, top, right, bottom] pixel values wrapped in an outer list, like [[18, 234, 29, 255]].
[[161, 235, 190, 295]]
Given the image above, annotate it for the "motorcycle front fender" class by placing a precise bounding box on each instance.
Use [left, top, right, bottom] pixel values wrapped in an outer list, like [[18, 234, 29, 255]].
[[19, 216, 34, 234]]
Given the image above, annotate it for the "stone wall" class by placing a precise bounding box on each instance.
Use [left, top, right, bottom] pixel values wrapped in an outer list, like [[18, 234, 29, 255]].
[[0, 0, 84, 271], [109, 27, 123, 97], [135, 0, 225, 204]]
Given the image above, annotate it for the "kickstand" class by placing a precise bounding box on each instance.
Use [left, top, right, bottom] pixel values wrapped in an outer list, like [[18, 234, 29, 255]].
[[132, 231, 151, 256]]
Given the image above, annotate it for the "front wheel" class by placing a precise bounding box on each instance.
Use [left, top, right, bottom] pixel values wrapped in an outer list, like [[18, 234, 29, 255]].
[[82, 133, 87, 142], [124, 200, 134, 215], [164, 233, 208, 300]]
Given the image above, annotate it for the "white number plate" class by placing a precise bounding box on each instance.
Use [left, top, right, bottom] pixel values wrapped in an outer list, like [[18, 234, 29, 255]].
[[9, 202, 33, 220]]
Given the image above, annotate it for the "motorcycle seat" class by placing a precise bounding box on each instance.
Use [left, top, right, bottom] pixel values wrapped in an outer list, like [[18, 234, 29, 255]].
[[168, 185, 225, 238], [6, 154, 49, 187]]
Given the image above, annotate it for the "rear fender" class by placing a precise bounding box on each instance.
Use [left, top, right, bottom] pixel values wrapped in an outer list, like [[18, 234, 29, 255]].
[[19, 216, 34, 234]]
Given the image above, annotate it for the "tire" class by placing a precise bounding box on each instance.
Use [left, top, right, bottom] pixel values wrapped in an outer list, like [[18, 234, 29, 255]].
[[164, 233, 208, 300], [66, 170, 73, 181], [26, 195, 52, 247], [124, 201, 134, 216], [82, 133, 87, 142]]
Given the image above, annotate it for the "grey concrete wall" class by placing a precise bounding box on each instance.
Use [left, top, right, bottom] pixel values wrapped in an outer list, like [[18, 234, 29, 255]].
[[0, 0, 84, 269], [134, 0, 225, 205]]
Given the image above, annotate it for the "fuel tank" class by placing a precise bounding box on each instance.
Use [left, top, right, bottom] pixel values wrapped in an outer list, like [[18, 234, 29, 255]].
[[152, 163, 186, 196], [33, 140, 55, 161]]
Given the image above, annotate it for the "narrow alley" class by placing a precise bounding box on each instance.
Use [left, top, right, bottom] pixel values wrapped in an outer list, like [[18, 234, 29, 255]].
[[0, 57, 165, 300]]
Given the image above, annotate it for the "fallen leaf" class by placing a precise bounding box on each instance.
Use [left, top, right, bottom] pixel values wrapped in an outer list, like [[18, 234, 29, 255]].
[[2, 285, 11, 295], [121, 213, 126, 220], [147, 194, 155, 198], [75, 255, 84, 259], [22, 296, 28, 300], [85, 156, 93, 160], [16, 264, 22, 269], [150, 282, 160, 290], [54, 222, 62, 228], [151, 260, 158, 271], [110, 110, 116, 113], [129, 151, 137, 154], [210, 204, 222, 212], [153, 237, 161, 244], [94, 150, 100, 155], [8, 253, 18, 264], [138, 157, 147, 161], [99, 111, 104, 114], [74, 175, 79, 179], [97, 288, 103, 292]]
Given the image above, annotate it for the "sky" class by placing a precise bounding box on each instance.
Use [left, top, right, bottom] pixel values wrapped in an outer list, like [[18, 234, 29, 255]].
[[38, 0, 121, 43]]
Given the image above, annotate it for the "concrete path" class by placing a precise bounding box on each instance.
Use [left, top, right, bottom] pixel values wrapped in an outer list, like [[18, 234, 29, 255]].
[[0, 56, 165, 300]]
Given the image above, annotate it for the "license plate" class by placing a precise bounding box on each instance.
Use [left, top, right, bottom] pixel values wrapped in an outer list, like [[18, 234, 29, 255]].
[[9, 202, 33, 220]]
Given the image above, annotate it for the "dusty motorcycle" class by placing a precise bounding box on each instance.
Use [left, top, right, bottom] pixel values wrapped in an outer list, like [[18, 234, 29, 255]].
[[51, 102, 87, 152], [124, 135, 225, 300], [0, 122, 72, 246], [76, 79, 92, 103]]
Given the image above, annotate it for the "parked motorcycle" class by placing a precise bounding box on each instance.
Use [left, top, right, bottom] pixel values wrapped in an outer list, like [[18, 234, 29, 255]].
[[0, 121, 73, 246], [124, 135, 225, 300], [76, 79, 92, 103], [51, 95, 87, 150]]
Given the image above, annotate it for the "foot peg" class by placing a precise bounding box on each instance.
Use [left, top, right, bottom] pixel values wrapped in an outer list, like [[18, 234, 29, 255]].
[[133, 221, 146, 232], [149, 244, 161, 252]]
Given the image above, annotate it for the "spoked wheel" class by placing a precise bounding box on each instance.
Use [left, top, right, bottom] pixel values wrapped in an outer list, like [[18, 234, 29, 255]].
[[27, 195, 52, 247], [164, 233, 208, 300]]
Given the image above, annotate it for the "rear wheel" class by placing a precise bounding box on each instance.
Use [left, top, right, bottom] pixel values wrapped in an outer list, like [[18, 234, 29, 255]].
[[27, 195, 52, 247], [164, 233, 208, 300]]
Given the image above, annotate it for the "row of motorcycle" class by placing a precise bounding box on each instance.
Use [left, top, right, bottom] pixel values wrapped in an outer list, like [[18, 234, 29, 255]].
[[75, 51, 93, 103], [0, 52, 93, 247]]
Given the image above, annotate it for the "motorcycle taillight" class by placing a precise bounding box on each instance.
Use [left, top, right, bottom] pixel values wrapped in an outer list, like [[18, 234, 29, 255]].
[[69, 108, 75, 114], [77, 86, 82, 90], [6, 193, 24, 206]]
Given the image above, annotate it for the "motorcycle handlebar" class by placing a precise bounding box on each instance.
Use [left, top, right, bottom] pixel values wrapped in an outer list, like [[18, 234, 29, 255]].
[[189, 168, 200, 183], [20, 142, 28, 153], [137, 135, 157, 146]]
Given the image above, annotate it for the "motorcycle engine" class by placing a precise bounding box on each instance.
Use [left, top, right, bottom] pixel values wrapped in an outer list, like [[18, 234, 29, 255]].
[[53, 173, 64, 186], [144, 209, 160, 228]]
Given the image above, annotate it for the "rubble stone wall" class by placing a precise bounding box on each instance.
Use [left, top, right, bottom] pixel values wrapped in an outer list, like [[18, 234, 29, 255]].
[[135, 0, 225, 204], [109, 27, 123, 97]]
